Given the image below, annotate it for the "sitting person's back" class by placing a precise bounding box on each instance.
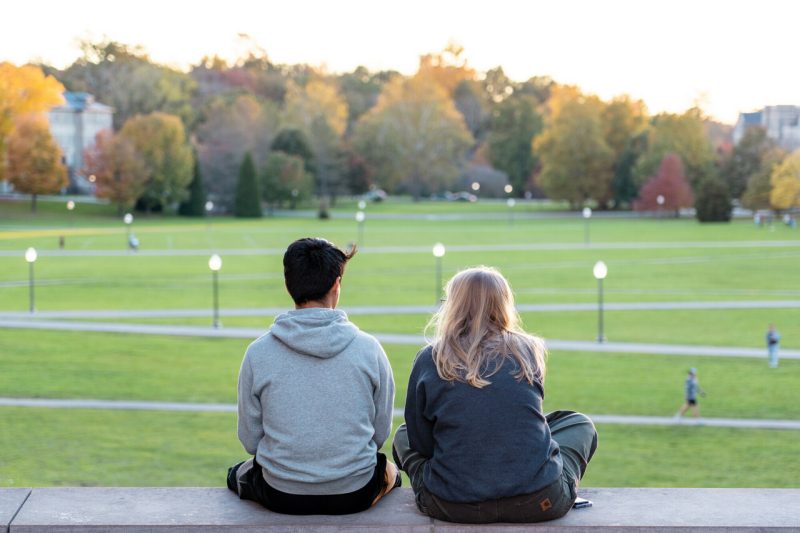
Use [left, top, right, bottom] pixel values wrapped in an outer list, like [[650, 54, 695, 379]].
[[228, 238, 398, 514], [394, 266, 597, 523]]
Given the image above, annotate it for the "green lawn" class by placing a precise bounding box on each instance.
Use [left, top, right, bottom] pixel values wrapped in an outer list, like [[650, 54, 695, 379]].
[[1, 206, 799, 488]]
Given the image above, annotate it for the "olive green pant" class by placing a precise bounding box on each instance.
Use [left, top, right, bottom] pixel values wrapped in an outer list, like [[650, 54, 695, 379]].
[[392, 410, 597, 524]]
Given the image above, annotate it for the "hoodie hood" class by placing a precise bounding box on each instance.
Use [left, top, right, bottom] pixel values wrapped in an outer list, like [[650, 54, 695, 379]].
[[270, 308, 359, 359]]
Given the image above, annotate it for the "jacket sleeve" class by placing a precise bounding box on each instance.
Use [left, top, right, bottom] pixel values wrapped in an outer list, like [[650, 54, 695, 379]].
[[372, 342, 395, 448], [237, 351, 264, 455], [404, 349, 435, 458]]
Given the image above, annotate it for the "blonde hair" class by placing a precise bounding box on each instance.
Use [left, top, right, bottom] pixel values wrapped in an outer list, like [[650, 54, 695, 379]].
[[426, 266, 547, 388]]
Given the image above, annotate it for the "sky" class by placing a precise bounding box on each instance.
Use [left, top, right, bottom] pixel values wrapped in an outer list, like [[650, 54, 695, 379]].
[[3, 0, 798, 124]]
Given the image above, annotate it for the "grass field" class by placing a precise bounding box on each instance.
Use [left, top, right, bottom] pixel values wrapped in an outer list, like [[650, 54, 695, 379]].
[[1, 197, 798, 488]]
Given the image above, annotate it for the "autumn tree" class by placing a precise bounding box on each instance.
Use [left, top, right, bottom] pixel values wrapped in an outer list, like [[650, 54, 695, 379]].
[[58, 39, 196, 129], [195, 95, 278, 209], [0, 62, 64, 182], [234, 152, 261, 217], [534, 88, 614, 208], [602, 96, 647, 207], [634, 109, 716, 190], [83, 129, 147, 214], [282, 78, 348, 212], [178, 151, 207, 217], [6, 115, 68, 211], [769, 149, 800, 210], [741, 148, 785, 210], [487, 94, 543, 196], [353, 75, 473, 199], [337, 67, 397, 133], [721, 127, 776, 199], [633, 153, 694, 215], [417, 42, 476, 95], [118, 112, 193, 211], [260, 151, 313, 210]]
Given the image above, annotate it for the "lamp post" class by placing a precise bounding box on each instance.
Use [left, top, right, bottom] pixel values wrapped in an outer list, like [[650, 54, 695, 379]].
[[656, 194, 665, 218], [504, 184, 513, 195], [507, 198, 516, 226], [358, 200, 366, 210], [582, 207, 592, 246], [355, 210, 365, 247], [593, 260, 608, 343], [471, 182, 480, 195], [432, 243, 446, 304], [208, 254, 222, 328], [25, 247, 37, 313], [123, 213, 133, 249]]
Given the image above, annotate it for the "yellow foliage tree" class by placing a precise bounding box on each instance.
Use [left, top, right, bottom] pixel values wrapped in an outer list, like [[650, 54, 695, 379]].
[[0, 62, 64, 181], [769, 149, 800, 210], [417, 41, 476, 95], [353, 74, 473, 199], [283, 79, 348, 137], [7, 115, 68, 211]]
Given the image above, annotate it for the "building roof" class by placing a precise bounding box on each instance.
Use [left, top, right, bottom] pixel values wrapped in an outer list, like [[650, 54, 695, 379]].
[[53, 92, 113, 113]]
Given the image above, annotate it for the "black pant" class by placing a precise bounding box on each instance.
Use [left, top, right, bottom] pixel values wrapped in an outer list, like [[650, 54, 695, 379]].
[[227, 453, 390, 515], [393, 410, 598, 523]]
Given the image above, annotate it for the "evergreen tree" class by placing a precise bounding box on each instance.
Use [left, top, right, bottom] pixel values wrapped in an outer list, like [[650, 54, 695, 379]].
[[234, 152, 262, 218], [695, 177, 732, 223], [178, 151, 207, 216]]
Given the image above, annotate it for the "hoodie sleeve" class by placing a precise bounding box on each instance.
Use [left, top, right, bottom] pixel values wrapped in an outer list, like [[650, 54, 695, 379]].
[[237, 351, 264, 455], [405, 348, 434, 458], [372, 342, 395, 448]]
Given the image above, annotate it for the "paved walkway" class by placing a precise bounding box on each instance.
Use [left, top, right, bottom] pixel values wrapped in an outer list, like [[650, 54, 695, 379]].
[[1, 239, 799, 257], [0, 319, 786, 362], [1, 300, 798, 320], [1, 317, 798, 359], [2, 397, 797, 430]]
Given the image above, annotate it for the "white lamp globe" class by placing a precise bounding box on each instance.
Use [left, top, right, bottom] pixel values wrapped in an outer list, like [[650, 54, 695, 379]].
[[432, 243, 446, 258], [25, 247, 38, 263], [507, 198, 516, 208], [593, 260, 608, 280], [358, 200, 367, 210], [355, 211, 365, 223], [123, 213, 133, 225], [208, 254, 222, 272], [582, 207, 592, 219]]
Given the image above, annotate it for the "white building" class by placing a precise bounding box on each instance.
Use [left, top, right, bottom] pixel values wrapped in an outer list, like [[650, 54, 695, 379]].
[[49, 92, 113, 192], [733, 105, 800, 151]]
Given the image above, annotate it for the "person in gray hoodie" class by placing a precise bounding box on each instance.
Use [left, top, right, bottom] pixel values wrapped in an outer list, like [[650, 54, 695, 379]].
[[227, 237, 399, 514]]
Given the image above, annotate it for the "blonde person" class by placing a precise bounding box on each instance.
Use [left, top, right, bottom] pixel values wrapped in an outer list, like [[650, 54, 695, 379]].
[[392, 267, 597, 524]]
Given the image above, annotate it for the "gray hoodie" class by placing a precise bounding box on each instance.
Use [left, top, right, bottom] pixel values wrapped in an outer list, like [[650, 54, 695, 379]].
[[237, 307, 395, 495]]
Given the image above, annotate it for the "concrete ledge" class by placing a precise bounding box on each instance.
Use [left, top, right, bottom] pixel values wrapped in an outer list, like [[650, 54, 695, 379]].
[[5, 487, 800, 531], [0, 490, 30, 533]]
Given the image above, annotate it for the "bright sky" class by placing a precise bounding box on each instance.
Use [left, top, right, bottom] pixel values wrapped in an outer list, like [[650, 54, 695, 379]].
[[4, 0, 798, 124]]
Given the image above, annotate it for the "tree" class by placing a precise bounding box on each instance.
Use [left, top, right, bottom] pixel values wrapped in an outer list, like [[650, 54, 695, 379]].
[[6, 115, 68, 211], [119, 112, 193, 212], [235, 152, 261, 217], [260, 151, 313, 210], [0, 62, 64, 182], [742, 148, 785, 210], [695, 178, 732, 222], [634, 109, 716, 190], [769, 149, 800, 210], [633, 153, 694, 215], [602, 96, 647, 208], [195, 95, 278, 209], [353, 75, 473, 199], [178, 151, 206, 216], [83, 129, 147, 214], [721, 127, 776, 200], [534, 88, 615, 208], [271, 128, 315, 173], [417, 42, 476, 95], [58, 39, 196, 129], [487, 94, 543, 196], [281, 78, 349, 213]]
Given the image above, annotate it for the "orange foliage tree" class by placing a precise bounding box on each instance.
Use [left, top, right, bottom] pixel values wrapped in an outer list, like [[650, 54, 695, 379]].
[[633, 153, 694, 216], [7, 115, 68, 211], [83, 129, 148, 214]]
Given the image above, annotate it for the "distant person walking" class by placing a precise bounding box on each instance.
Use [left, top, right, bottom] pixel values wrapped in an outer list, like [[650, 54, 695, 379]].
[[766, 324, 781, 368], [675, 368, 705, 419]]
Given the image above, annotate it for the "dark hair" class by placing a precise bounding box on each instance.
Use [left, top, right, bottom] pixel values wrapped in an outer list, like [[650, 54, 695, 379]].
[[283, 238, 356, 305]]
